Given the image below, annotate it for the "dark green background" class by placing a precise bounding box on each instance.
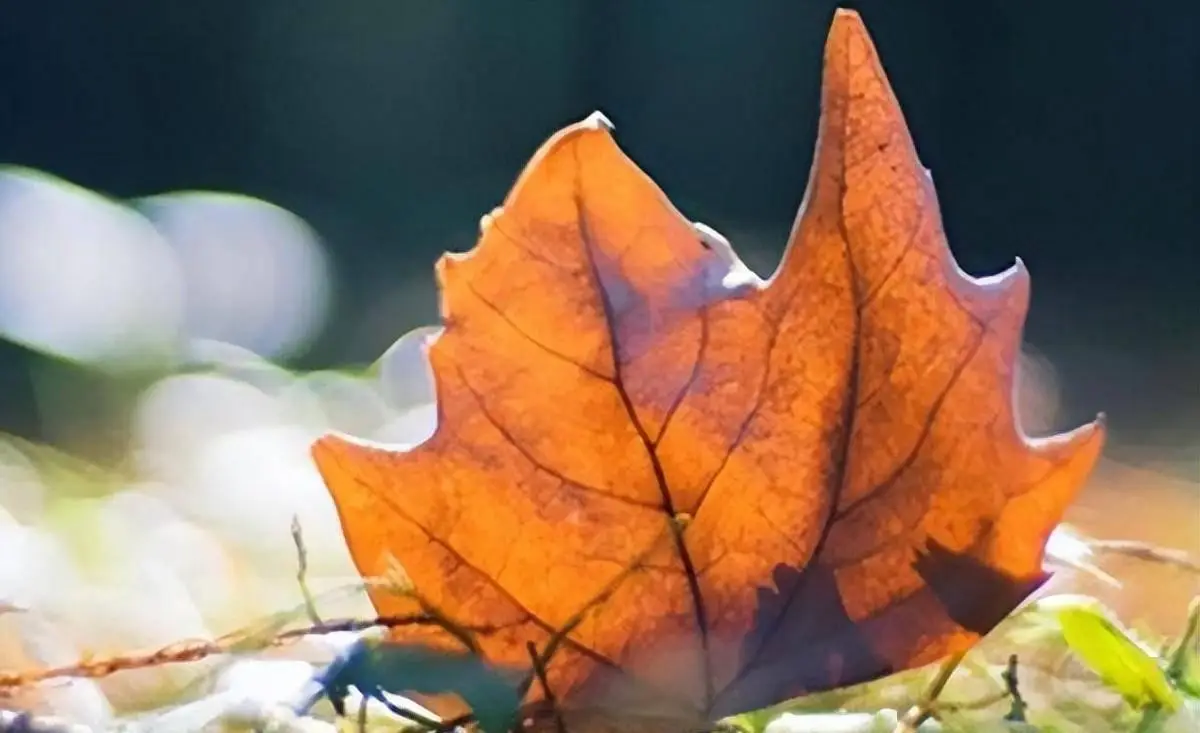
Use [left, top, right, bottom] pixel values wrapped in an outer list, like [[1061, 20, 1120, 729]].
[[0, 1, 1196, 474]]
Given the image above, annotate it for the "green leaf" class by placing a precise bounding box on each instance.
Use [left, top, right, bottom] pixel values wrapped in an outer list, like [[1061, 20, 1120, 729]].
[[1174, 650, 1200, 698], [1035, 595, 1180, 712], [1166, 597, 1200, 699]]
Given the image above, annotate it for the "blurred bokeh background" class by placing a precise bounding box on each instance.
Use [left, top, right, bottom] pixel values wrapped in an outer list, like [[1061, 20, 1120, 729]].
[[0, 3, 1196, 722], [0, 0, 1196, 471]]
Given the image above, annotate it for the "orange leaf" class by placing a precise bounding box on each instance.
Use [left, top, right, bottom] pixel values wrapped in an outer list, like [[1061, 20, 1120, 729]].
[[312, 8, 1104, 728]]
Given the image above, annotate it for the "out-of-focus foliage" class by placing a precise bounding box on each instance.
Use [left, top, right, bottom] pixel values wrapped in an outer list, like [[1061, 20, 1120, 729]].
[[0, 169, 443, 729], [1031, 595, 1178, 712]]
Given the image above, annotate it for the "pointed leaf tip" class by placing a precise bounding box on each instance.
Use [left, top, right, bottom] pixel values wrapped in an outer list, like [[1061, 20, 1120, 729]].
[[826, 7, 872, 57], [581, 110, 615, 131]]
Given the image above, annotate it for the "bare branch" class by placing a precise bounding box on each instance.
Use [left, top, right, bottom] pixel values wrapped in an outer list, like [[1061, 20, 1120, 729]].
[[0, 615, 496, 691]]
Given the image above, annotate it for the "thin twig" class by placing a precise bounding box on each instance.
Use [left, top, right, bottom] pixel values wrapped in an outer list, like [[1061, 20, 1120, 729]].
[[931, 688, 1010, 715], [0, 614, 496, 690], [893, 650, 967, 732], [1001, 654, 1027, 723], [516, 616, 582, 701], [1087, 539, 1200, 574], [1166, 596, 1200, 682], [525, 641, 565, 733], [291, 515, 324, 625]]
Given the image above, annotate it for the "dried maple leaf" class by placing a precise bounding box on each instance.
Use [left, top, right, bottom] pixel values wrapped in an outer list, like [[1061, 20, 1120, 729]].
[[312, 9, 1104, 730]]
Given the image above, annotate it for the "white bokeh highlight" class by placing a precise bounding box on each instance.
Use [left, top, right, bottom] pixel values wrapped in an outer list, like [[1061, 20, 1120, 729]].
[[0, 171, 333, 366], [139, 192, 332, 361], [0, 169, 184, 364]]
